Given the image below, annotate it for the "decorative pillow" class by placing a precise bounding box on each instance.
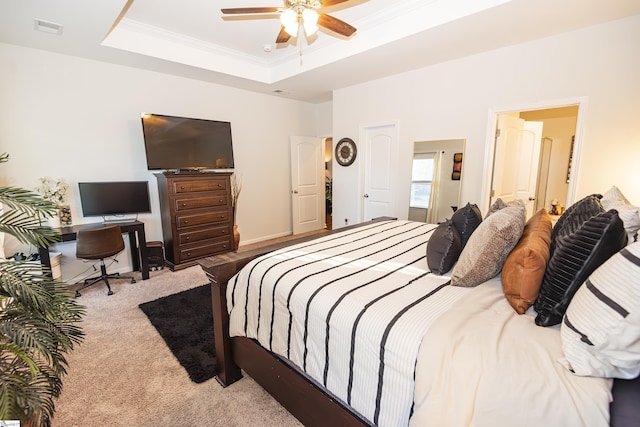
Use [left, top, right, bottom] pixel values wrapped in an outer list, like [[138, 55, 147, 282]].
[[426, 220, 462, 275], [601, 185, 630, 207], [551, 194, 604, 251], [451, 205, 525, 288], [601, 186, 640, 244], [534, 210, 628, 327], [559, 241, 640, 378], [451, 202, 483, 248], [613, 204, 640, 243], [486, 198, 525, 218], [502, 209, 553, 314]]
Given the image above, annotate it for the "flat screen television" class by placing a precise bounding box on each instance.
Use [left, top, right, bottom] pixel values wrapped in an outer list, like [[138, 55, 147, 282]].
[[78, 181, 151, 219], [140, 113, 235, 171]]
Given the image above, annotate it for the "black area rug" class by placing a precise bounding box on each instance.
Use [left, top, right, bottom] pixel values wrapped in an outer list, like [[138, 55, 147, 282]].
[[139, 284, 217, 383]]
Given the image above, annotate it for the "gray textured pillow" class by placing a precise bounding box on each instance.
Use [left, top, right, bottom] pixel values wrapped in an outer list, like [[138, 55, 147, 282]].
[[486, 198, 525, 218], [451, 205, 526, 287]]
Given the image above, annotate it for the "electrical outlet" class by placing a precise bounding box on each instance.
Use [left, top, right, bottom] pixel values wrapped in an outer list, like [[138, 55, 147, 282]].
[[344, 218, 349, 225]]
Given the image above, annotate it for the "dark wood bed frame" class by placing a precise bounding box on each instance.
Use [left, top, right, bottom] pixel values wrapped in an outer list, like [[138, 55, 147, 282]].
[[198, 218, 639, 427]]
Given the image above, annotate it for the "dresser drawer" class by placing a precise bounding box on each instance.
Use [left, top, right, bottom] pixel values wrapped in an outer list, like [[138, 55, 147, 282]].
[[180, 239, 232, 261], [178, 225, 231, 245], [176, 210, 230, 228], [172, 178, 227, 194], [175, 195, 229, 211]]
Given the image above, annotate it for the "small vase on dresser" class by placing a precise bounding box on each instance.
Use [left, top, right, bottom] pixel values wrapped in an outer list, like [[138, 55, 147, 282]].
[[233, 225, 240, 252]]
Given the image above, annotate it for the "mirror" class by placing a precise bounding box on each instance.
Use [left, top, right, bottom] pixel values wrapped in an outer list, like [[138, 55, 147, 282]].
[[408, 139, 465, 224]]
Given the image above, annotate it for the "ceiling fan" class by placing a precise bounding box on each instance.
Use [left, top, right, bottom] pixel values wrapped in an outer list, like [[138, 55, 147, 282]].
[[221, 0, 357, 44]]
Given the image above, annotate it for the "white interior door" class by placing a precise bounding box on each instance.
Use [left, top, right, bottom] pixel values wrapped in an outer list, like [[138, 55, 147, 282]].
[[362, 123, 398, 221], [291, 136, 324, 234], [491, 115, 543, 218]]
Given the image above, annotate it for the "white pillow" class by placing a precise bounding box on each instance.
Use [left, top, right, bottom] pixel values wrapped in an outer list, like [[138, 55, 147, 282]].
[[601, 185, 630, 207], [601, 186, 640, 243], [559, 241, 640, 378]]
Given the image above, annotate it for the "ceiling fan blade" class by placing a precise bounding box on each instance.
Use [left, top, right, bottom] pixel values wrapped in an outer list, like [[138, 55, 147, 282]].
[[317, 13, 356, 37], [221, 7, 280, 14], [320, 0, 351, 7], [276, 26, 291, 44]]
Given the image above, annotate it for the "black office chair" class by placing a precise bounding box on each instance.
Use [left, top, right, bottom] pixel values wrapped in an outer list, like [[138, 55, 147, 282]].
[[75, 225, 136, 297]]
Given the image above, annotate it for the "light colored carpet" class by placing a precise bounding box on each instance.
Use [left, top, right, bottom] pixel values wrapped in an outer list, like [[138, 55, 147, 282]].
[[52, 265, 303, 427]]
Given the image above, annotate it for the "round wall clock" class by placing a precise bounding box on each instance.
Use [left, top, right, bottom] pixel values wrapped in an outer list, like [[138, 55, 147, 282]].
[[335, 138, 357, 166]]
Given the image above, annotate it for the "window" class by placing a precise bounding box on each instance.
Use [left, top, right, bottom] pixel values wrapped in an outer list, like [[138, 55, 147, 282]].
[[410, 153, 435, 209]]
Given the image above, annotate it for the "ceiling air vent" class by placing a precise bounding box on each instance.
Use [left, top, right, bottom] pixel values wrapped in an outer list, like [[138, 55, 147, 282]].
[[34, 19, 64, 35]]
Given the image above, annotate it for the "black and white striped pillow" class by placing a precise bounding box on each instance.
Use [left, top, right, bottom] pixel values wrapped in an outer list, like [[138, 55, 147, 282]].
[[560, 241, 640, 378]]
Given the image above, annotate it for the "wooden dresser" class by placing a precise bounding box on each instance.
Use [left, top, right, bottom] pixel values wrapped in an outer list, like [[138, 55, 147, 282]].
[[155, 172, 233, 270]]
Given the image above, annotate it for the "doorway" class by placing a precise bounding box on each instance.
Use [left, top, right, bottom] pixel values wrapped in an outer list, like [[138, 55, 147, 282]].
[[325, 137, 333, 230], [490, 114, 543, 219], [482, 98, 586, 217]]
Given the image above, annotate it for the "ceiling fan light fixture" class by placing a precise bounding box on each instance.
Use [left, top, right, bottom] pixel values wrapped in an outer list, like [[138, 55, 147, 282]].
[[284, 22, 299, 37], [281, 9, 299, 36], [222, 1, 357, 44], [302, 8, 319, 36]]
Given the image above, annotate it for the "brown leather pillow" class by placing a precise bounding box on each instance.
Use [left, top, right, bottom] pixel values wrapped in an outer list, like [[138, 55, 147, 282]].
[[502, 209, 552, 314]]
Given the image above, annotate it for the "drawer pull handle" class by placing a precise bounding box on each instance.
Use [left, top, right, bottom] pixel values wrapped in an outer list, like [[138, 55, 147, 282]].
[[182, 203, 187, 207], [185, 236, 190, 240], [180, 186, 185, 190], [219, 199, 223, 203], [187, 252, 191, 256], [184, 220, 189, 224]]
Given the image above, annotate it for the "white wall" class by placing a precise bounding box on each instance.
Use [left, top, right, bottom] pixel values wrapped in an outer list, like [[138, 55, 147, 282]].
[[315, 101, 333, 137], [0, 43, 319, 278], [332, 15, 640, 227]]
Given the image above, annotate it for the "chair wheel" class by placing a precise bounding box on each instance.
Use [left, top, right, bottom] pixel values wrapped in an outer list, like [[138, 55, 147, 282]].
[[131, 278, 136, 283], [75, 290, 81, 297], [107, 290, 114, 296]]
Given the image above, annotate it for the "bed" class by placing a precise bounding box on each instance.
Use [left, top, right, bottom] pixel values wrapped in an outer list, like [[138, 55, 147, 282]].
[[199, 209, 640, 427]]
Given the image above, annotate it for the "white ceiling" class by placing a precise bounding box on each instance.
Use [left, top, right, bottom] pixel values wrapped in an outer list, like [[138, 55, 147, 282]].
[[2, 0, 640, 103]]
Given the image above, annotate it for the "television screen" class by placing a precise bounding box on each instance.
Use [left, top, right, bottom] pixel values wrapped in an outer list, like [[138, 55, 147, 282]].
[[79, 181, 151, 217], [140, 113, 235, 170]]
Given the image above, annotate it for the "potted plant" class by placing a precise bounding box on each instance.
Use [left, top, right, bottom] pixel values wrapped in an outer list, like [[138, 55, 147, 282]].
[[0, 153, 85, 426], [37, 176, 71, 226]]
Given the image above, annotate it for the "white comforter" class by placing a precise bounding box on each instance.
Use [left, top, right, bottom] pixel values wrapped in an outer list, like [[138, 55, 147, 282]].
[[411, 276, 612, 427], [227, 220, 612, 427]]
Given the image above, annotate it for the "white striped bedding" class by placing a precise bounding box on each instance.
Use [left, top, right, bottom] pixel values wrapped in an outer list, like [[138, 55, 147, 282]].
[[227, 220, 470, 426]]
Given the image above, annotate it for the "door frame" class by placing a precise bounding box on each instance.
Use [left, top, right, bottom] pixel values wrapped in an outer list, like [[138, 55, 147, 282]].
[[480, 96, 588, 215]]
